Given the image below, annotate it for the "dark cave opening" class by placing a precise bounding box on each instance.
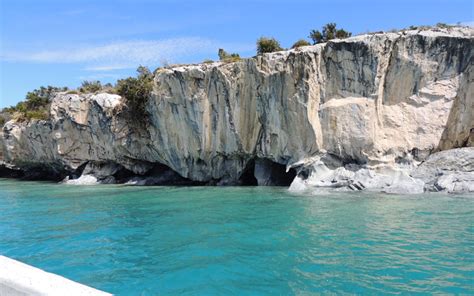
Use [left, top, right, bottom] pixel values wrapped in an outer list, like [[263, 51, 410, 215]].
[[126, 162, 205, 186], [238, 159, 258, 186], [239, 158, 297, 186]]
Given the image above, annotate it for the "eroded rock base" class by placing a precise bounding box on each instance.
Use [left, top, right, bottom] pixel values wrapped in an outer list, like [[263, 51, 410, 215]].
[[289, 148, 474, 194]]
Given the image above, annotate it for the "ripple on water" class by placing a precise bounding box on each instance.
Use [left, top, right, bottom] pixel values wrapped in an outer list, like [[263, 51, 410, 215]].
[[0, 179, 473, 295]]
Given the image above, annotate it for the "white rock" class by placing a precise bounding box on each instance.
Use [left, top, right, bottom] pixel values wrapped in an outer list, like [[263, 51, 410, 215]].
[[65, 174, 99, 185], [413, 148, 474, 193], [0, 28, 472, 190]]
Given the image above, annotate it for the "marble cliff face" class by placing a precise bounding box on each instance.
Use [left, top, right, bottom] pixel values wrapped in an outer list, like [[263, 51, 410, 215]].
[[1, 27, 473, 193]]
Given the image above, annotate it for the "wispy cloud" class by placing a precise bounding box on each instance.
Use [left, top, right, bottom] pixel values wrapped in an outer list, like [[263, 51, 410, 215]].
[[84, 65, 132, 71], [78, 73, 121, 81], [1, 37, 253, 69]]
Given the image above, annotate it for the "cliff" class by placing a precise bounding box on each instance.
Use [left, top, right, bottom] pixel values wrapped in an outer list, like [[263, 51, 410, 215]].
[[1, 27, 473, 193]]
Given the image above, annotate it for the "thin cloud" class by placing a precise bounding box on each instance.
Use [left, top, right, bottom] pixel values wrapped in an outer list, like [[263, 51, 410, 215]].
[[78, 73, 121, 81], [1, 37, 253, 68], [84, 65, 132, 71]]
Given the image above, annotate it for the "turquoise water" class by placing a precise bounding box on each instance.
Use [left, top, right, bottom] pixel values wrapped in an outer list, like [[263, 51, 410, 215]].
[[0, 179, 473, 295]]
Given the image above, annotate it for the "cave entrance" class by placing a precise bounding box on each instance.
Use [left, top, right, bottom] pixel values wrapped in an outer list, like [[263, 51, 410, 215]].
[[238, 159, 258, 186], [135, 162, 205, 186], [239, 158, 297, 186]]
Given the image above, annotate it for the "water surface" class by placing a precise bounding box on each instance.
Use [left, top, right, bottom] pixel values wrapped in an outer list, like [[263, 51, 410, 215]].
[[0, 179, 473, 294]]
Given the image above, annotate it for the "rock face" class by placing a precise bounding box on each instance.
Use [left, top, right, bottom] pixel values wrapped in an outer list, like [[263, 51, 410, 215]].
[[1, 27, 473, 192], [411, 147, 474, 193]]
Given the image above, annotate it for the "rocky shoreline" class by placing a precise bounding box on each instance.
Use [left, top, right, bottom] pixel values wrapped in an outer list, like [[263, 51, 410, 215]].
[[1, 27, 473, 194]]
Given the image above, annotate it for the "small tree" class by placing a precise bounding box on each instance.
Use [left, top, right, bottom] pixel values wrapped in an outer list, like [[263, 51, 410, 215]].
[[291, 39, 311, 49], [335, 29, 351, 39], [116, 66, 153, 116], [309, 23, 352, 44], [256, 37, 283, 54], [309, 30, 323, 44], [218, 48, 228, 60], [322, 23, 337, 41]]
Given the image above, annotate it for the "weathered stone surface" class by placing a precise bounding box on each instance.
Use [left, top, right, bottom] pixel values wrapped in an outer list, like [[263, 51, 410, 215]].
[[411, 147, 474, 193], [1, 27, 473, 191], [288, 156, 425, 194]]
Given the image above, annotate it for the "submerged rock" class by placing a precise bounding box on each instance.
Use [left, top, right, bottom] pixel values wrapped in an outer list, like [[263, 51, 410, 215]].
[[0, 27, 473, 192]]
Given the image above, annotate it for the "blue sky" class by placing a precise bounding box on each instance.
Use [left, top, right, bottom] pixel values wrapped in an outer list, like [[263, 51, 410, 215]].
[[1, 0, 472, 108]]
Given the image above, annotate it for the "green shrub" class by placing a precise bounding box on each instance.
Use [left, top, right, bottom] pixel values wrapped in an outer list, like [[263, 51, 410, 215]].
[[203, 59, 214, 64], [309, 30, 323, 44], [223, 56, 241, 63], [256, 37, 283, 54], [101, 83, 116, 94], [66, 90, 79, 95], [0, 112, 8, 126], [309, 23, 352, 44], [218, 49, 241, 62], [4, 86, 67, 122], [291, 39, 311, 49], [25, 110, 49, 121], [79, 80, 102, 93], [116, 66, 153, 116], [436, 22, 451, 29], [335, 29, 351, 39]]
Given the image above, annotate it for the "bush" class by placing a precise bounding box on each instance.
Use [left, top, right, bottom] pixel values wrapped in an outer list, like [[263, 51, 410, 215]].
[[309, 23, 352, 44], [79, 80, 102, 93], [256, 37, 283, 54], [25, 110, 49, 121], [291, 39, 311, 49], [203, 59, 214, 64], [309, 30, 323, 44], [0, 111, 10, 126], [218, 49, 241, 62], [335, 29, 351, 39], [4, 86, 67, 122], [115, 66, 153, 116], [101, 83, 116, 94], [436, 22, 451, 29]]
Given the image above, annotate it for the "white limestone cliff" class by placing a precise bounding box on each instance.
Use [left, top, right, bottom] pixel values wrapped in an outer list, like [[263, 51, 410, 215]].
[[1, 27, 473, 193]]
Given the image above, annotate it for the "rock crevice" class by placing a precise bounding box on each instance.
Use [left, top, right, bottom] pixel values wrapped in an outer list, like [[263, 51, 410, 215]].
[[1, 27, 473, 192]]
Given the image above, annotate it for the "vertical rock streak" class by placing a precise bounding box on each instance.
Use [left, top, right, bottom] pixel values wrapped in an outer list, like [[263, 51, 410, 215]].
[[1, 28, 472, 188]]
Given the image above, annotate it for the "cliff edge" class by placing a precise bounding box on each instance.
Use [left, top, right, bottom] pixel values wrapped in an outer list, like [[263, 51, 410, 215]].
[[1, 27, 473, 193]]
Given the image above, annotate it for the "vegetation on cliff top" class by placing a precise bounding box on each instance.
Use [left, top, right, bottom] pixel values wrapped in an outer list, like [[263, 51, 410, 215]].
[[309, 23, 352, 44], [1, 23, 463, 124], [0, 67, 153, 123], [116, 66, 154, 116], [218, 49, 241, 63], [256, 37, 284, 54], [291, 39, 311, 49], [255, 23, 351, 54], [1, 86, 67, 122]]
